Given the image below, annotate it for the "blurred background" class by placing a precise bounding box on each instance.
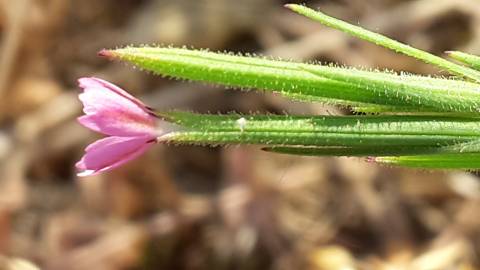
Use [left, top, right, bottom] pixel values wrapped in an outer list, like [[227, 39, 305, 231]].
[[1, 0, 480, 269]]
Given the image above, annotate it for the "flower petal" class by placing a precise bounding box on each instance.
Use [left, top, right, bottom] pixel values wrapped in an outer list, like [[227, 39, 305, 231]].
[[77, 108, 156, 137], [78, 77, 147, 110], [76, 136, 155, 176], [77, 77, 156, 136]]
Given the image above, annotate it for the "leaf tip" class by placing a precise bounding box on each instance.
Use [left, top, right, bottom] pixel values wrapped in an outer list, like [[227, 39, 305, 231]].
[[284, 3, 302, 11], [365, 156, 377, 163], [97, 49, 116, 60]]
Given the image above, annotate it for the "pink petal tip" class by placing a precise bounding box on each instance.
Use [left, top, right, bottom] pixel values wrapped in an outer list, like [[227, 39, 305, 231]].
[[76, 136, 155, 177]]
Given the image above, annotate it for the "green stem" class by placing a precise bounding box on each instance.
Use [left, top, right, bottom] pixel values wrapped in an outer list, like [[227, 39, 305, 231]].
[[285, 4, 480, 82], [447, 51, 480, 71]]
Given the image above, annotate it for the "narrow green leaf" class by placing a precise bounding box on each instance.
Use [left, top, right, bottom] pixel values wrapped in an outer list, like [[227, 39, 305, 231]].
[[103, 47, 374, 107], [351, 104, 467, 115], [447, 51, 480, 71], [264, 139, 480, 157], [301, 64, 480, 113], [104, 47, 480, 114], [376, 154, 480, 169], [159, 112, 480, 148], [263, 146, 444, 157], [285, 4, 480, 82]]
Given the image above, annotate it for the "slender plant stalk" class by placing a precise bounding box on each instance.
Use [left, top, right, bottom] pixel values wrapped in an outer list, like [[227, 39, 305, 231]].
[[285, 4, 480, 82], [447, 51, 480, 71]]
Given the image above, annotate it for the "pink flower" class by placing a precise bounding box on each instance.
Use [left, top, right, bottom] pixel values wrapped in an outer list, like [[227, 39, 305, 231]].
[[76, 77, 158, 177]]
